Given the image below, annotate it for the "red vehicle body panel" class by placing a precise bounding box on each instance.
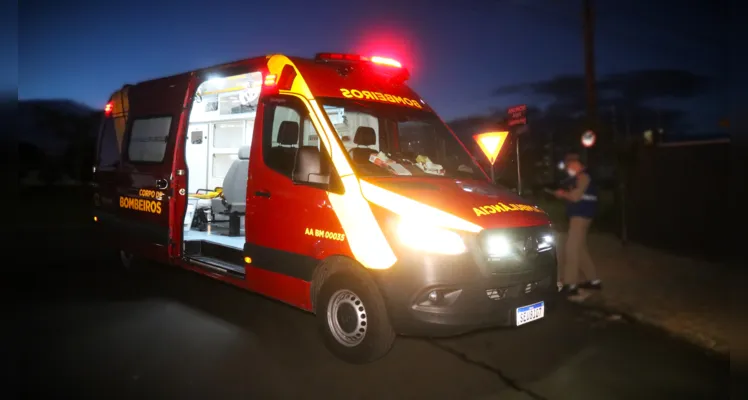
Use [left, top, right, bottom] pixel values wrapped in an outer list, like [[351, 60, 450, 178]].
[[104, 74, 192, 263], [167, 76, 198, 259], [246, 94, 352, 262], [290, 58, 431, 112], [243, 92, 350, 310], [178, 260, 313, 311], [364, 177, 550, 229]]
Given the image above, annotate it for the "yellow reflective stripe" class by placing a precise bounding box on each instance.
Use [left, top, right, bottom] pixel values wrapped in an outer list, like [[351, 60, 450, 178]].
[[308, 101, 394, 269], [282, 96, 352, 178], [360, 180, 483, 233], [278, 93, 333, 158], [308, 100, 354, 177], [327, 175, 397, 270], [267, 56, 396, 270], [267, 55, 314, 99]]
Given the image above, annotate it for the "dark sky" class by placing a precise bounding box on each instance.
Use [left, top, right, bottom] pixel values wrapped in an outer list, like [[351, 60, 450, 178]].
[[18, 0, 728, 130]]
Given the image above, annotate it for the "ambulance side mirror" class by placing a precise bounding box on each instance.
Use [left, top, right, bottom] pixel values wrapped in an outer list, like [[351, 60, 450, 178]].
[[293, 147, 344, 194]]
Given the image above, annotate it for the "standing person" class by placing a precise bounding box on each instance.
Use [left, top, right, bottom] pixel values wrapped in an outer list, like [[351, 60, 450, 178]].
[[554, 153, 602, 295]]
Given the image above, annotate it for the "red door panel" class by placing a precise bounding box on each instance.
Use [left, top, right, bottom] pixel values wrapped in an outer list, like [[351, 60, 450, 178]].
[[118, 74, 192, 263], [246, 94, 350, 288]]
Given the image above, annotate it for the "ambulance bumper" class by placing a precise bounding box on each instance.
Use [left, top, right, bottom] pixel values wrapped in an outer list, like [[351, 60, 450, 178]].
[[372, 243, 559, 337]]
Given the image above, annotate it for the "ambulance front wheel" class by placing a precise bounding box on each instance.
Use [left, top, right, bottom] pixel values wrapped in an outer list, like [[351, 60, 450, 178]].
[[316, 271, 395, 364]]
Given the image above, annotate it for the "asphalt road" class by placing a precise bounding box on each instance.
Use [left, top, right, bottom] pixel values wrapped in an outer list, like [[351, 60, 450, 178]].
[[17, 190, 730, 399]]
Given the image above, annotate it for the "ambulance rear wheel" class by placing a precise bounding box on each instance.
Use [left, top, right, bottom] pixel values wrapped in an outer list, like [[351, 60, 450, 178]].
[[316, 272, 395, 364]]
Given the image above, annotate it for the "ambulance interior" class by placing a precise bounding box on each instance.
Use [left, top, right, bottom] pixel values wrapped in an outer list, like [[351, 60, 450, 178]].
[[182, 71, 337, 256], [182, 72, 263, 251]]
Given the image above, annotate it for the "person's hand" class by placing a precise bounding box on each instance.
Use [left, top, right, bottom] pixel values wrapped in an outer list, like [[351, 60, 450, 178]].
[[554, 189, 567, 199]]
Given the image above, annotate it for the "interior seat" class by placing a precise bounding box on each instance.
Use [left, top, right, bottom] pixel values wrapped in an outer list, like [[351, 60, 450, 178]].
[[265, 120, 299, 176], [293, 146, 330, 185], [212, 145, 250, 216], [348, 126, 378, 164]]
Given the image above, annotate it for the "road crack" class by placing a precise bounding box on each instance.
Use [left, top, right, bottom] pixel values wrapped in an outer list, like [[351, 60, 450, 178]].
[[427, 340, 549, 400]]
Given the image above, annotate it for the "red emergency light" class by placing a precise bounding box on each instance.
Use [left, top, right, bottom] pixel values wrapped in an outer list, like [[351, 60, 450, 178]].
[[104, 102, 113, 115], [315, 53, 409, 83], [317, 53, 364, 62], [264, 74, 277, 87], [263, 65, 298, 92], [370, 56, 402, 68], [315, 53, 403, 68]]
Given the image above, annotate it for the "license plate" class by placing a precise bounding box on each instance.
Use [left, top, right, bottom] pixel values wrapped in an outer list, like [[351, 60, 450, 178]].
[[516, 301, 545, 326]]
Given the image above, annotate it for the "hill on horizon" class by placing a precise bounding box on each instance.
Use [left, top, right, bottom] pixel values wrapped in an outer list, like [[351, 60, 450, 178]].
[[20, 98, 97, 116], [16, 99, 100, 154]]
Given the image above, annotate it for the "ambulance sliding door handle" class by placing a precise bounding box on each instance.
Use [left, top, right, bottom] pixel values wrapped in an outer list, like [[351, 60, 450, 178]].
[[255, 190, 271, 198], [155, 179, 169, 190]]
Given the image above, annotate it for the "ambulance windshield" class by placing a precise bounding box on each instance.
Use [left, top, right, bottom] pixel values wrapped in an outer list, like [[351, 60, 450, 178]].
[[320, 98, 486, 181]]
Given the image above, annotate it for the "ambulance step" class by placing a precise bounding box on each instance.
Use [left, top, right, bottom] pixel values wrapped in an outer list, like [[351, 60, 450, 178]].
[[188, 256, 245, 279]]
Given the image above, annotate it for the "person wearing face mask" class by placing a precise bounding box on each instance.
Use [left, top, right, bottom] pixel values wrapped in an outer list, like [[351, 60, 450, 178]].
[[553, 153, 602, 295]]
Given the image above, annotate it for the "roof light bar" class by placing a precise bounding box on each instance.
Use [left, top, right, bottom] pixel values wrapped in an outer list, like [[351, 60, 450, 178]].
[[315, 53, 403, 68], [370, 56, 402, 68], [316, 53, 363, 62]]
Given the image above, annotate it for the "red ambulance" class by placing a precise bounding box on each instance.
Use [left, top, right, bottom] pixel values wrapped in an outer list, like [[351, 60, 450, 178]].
[[92, 53, 558, 364]]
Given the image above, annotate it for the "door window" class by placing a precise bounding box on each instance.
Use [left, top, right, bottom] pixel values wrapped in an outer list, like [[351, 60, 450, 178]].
[[97, 118, 120, 169], [262, 96, 325, 178], [191, 130, 204, 144], [127, 116, 173, 162]]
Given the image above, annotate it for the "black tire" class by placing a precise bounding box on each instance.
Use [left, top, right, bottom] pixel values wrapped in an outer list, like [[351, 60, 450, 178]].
[[316, 271, 395, 364]]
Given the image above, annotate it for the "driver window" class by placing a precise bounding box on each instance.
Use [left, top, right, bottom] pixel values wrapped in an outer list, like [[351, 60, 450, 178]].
[[261, 96, 334, 186]]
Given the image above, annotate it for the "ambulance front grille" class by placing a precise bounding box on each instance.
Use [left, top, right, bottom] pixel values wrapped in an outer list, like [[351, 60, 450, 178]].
[[484, 276, 552, 301]]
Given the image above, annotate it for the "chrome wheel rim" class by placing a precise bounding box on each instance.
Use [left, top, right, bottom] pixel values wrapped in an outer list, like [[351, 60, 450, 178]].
[[326, 289, 367, 347]]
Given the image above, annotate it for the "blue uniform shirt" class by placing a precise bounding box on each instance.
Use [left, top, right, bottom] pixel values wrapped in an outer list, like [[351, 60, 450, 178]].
[[564, 170, 598, 219]]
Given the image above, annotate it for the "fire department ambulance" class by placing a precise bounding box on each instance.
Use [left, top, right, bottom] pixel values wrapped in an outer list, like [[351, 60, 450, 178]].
[[92, 52, 558, 363]]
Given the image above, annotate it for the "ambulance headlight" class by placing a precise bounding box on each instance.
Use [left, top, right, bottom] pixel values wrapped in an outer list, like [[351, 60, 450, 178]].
[[396, 218, 467, 255], [538, 234, 554, 250], [485, 235, 513, 258]]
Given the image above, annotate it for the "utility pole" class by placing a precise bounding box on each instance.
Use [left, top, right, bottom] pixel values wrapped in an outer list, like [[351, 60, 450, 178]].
[[612, 105, 627, 245], [582, 0, 597, 163], [515, 135, 522, 195]]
